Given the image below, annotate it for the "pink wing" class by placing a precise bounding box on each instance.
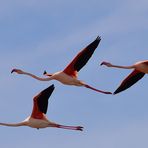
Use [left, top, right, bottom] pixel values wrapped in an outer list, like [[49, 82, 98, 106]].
[[63, 36, 101, 77], [114, 70, 145, 94], [31, 85, 55, 119]]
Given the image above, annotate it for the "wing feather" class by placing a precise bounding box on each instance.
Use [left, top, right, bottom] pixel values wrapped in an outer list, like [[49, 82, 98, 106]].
[[114, 70, 145, 94], [31, 84, 55, 119], [63, 36, 101, 77]]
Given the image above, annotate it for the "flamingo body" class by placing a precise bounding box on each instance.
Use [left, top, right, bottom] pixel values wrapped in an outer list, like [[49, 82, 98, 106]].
[[11, 36, 112, 94], [101, 60, 148, 94], [0, 85, 83, 131], [134, 61, 148, 73], [23, 117, 54, 129], [48, 71, 83, 86]]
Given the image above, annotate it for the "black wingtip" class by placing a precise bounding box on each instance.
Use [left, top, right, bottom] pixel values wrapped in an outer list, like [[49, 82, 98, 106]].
[[37, 84, 55, 114], [43, 70, 47, 75], [45, 84, 55, 92], [113, 89, 121, 95], [96, 36, 101, 41], [113, 92, 117, 95], [113, 71, 145, 95], [50, 84, 55, 89]]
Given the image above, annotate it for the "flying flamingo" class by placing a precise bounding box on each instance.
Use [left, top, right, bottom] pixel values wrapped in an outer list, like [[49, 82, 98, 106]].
[[11, 36, 111, 94], [101, 60, 148, 94], [0, 84, 83, 131]]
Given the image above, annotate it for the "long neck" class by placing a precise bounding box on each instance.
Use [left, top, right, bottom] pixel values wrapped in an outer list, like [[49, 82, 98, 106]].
[[110, 64, 135, 69], [0, 122, 26, 127], [24, 72, 53, 81]]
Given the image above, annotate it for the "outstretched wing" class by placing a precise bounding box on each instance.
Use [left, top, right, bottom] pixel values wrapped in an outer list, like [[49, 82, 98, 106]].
[[63, 36, 101, 77], [31, 84, 55, 119], [114, 70, 145, 94]]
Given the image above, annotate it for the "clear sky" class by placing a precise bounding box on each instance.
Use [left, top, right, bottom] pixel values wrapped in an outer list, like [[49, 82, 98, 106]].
[[0, 0, 148, 147]]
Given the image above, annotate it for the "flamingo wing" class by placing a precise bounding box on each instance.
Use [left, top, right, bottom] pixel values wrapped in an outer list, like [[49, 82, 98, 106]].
[[114, 70, 145, 94], [31, 84, 55, 119], [63, 36, 101, 77]]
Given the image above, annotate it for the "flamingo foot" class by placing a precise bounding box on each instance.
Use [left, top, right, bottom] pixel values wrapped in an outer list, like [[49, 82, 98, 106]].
[[57, 125, 84, 131], [96, 36, 101, 41], [76, 126, 83, 131]]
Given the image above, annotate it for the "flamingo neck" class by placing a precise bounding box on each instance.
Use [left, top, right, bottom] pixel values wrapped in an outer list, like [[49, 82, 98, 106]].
[[0, 122, 26, 127], [110, 64, 134, 69]]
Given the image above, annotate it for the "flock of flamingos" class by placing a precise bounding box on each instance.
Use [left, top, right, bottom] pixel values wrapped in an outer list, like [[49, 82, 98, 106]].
[[0, 36, 147, 131]]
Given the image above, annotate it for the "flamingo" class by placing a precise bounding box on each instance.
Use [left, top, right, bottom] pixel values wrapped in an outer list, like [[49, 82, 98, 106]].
[[11, 36, 111, 94], [0, 84, 83, 131], [101, 60, 148, 94]]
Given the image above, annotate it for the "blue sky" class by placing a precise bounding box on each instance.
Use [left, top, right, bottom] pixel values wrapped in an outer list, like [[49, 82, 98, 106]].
[[0, 0, 148, 147]]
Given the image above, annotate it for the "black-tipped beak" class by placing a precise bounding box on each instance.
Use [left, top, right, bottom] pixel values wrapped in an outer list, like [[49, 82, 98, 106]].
[[100, 62, 105, 66], [11, 69, 15, 73]]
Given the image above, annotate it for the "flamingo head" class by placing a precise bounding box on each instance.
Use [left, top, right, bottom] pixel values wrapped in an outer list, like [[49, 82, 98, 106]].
[[11, 69, 24, 74], [100, 61, 111, 66], [11, 69, 16, 73], [100, 61, 108, 66]]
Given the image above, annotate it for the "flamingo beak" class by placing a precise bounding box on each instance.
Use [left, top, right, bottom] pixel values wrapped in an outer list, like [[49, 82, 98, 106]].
[[11, 69, 16, 73], [100, 61, 105, 66]]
